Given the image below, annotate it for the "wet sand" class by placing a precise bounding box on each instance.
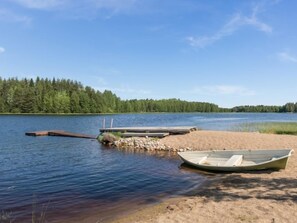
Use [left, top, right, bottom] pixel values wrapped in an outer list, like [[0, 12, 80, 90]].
[[112, 130, 297, 223]]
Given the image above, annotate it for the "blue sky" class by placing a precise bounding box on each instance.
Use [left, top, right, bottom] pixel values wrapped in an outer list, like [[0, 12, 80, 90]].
[[1, 0, 297, 108]]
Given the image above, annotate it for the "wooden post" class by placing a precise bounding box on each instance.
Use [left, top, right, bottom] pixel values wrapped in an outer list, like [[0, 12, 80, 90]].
[[103, 118, 106, 129], [110, 118, 113, 128]]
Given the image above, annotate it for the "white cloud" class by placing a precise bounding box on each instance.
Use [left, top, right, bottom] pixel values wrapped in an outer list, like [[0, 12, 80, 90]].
[[0, 47, 5, 54], [0, 8, 31, 24], [93, 67, 122, 76], [111, 87, 150, 95], [147, 25, 166, 32], [94, 77, 107, 85], [184, 85, 256, 96], [278, 52, 297, 63], [6, 0, 139, 20], [91, 0, 137, 12], [186, 3, 273, 48], [9, 0, 138, 13], [9, 0, 66, 9], [91, 75, 150, 96], [96, 85, 150, 96]]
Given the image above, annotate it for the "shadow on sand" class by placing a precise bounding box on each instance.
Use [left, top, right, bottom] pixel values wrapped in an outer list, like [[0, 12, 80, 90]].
[[191, 173, 297, 202]]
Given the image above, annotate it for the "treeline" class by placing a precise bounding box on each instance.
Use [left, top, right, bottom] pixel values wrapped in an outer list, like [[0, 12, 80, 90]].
[[1, 77, 296, 114], [120, 99, 221, 113], [0, 77, 220, 113], [0, 77, 114, 113], [232, 103, 297, 113]]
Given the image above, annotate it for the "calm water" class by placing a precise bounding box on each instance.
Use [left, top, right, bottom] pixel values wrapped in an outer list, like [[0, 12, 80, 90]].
[[1, 113, 297, 222]]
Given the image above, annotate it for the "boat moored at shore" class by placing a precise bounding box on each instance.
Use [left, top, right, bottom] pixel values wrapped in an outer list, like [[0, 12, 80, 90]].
[[178, 149, 294, 172]]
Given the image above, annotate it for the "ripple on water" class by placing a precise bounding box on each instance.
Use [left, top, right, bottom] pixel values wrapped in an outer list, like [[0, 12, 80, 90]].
[[4, 113, 294, 222], [0, 115, 206, 222]]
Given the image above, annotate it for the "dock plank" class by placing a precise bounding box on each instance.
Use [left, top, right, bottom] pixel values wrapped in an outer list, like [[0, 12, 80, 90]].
[[26, 130, 97, 139], [25, 130, 64, 136], [48, 131, 97, 139], [121, 132, 169, 138], [100, 126, 197, 135]]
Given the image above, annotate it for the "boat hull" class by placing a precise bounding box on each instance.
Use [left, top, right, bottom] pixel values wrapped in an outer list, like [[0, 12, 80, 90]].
[[178, 149, 293, 172]]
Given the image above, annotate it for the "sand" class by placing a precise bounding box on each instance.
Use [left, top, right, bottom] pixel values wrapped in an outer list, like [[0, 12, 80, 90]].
[[112, 130, 297, 223]]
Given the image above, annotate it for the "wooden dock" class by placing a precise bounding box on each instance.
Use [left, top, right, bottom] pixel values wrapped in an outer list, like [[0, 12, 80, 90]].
[[100, 126, 197, 135], [25, 130, 97, 139], [121, 132, 170, 138], [26, 126, 197, 140]]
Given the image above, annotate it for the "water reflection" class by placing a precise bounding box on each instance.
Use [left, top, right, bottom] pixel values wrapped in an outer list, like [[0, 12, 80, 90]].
[[1, 113, 297, 222]]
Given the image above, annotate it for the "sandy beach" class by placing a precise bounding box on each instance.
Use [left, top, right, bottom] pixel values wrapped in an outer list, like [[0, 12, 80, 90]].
[[112, 130, 297, 223]]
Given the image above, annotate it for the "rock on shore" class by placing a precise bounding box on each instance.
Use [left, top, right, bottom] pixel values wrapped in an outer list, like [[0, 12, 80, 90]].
[[98, 132, 194, 152], [114, 137, 170, 151], [112, 130, 297, 223], [114, 137, 193, 152]]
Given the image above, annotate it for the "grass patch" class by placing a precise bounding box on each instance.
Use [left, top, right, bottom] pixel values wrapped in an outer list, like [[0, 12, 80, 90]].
[[235, 122, 297, 135], [110, 131, 122, 138], [98, 132, 122, 144], [258, 122, 297, 135]]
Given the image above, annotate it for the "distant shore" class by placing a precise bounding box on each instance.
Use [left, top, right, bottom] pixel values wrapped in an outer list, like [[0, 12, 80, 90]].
[[112, 130, 297, 223]]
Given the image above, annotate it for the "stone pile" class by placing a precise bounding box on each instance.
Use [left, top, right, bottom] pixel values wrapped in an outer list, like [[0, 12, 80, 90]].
[[113, 137, 193, 152], [114, 137, 169, 151], [98, 133, 193, 152]]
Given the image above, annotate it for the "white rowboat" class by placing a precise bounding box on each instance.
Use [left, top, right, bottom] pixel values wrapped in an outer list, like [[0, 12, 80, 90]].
[[178, 149, 294, 172]]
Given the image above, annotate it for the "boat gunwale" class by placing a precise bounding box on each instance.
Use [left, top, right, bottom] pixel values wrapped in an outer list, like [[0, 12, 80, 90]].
[[178, 149, 294, 170]]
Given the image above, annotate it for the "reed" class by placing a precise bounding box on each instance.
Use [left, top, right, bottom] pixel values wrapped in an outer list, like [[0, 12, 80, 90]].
[[257, 122, 297, 135], [0, 198, 49, 223], [235, 122, 297, 135], [0, 210, 13, 223], [32, 199, 49, 223]]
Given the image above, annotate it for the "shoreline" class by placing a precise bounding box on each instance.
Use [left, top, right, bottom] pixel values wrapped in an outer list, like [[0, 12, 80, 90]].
[[111, 130, 297, 223]]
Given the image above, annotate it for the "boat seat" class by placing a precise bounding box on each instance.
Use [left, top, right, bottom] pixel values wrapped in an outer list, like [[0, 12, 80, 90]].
[[223, 155, 243, 166], [189, 156, 208, 164]]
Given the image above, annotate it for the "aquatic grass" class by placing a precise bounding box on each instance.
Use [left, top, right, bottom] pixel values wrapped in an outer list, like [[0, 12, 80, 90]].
[[257, 122, 297, 135], [0, 198, 49, 223], [235, 122, 297, 135], [232, 123, 259, 132], [0, 210, 14, 223], [32, 199, 50, 223]]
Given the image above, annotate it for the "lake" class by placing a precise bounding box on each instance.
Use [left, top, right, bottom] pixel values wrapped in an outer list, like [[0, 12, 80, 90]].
[[1, 113, 297, 222]]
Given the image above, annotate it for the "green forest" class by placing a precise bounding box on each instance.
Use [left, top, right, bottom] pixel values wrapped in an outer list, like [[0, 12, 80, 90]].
[[0, 77, 296, 114]]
